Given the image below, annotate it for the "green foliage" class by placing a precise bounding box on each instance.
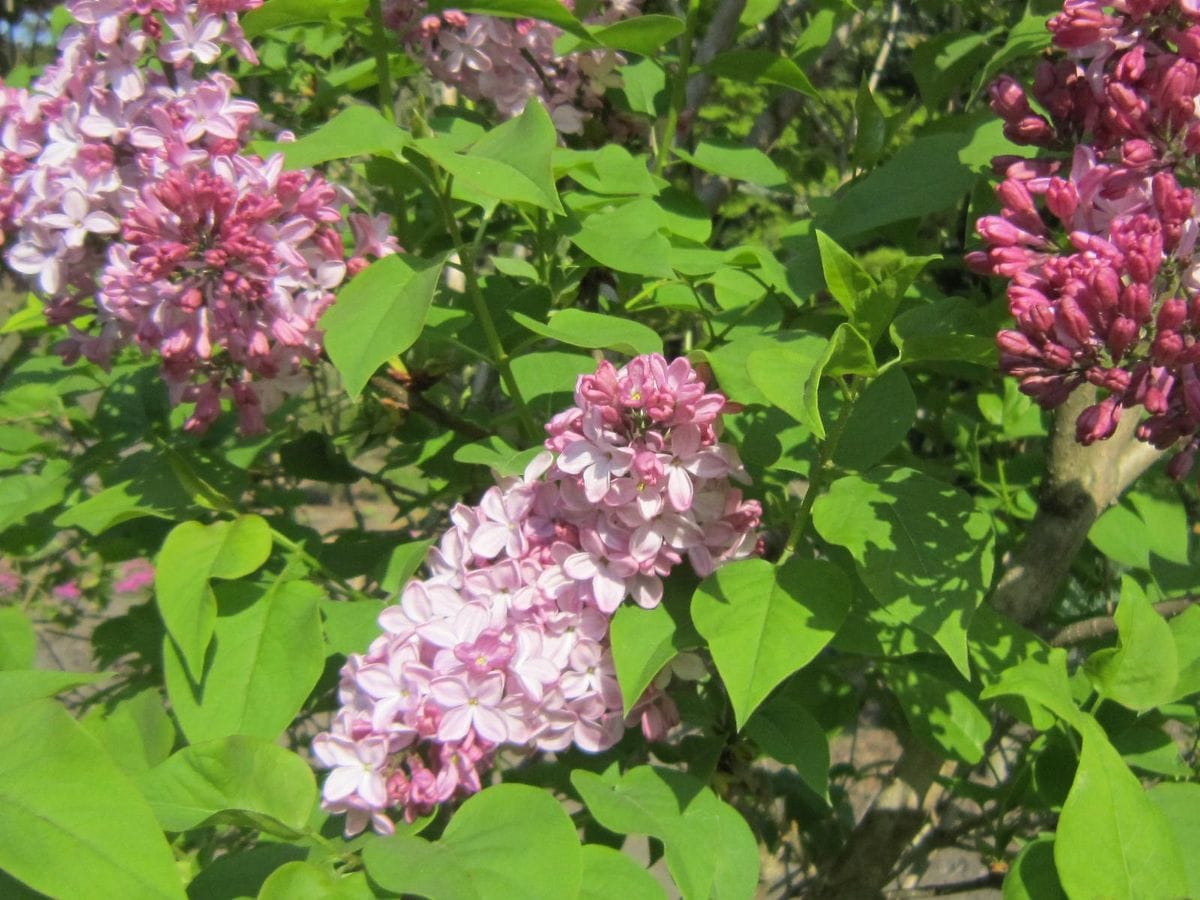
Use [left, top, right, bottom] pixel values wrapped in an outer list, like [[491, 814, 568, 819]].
[[692, 558, 850, 728], [571, 766, 759, 899], [363, 784, 585, 900]]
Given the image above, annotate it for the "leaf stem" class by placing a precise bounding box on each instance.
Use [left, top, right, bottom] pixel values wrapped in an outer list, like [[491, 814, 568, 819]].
[[367, 0, 396, 123], [777, 387, 857, 563], [270, 526, 363, 601], [654, 0, 701, 176], [430, 178, 540, 442]]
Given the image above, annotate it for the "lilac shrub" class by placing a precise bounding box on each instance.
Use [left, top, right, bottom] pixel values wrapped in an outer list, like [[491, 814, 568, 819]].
[[0, 0, 395, 433], [314, 354, 762, 835]]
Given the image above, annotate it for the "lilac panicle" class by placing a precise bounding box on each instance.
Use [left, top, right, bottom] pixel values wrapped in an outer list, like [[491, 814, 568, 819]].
[[0, 0, 397, 433], [313, 354, 762, 836], [975, 0, 1200, 476]]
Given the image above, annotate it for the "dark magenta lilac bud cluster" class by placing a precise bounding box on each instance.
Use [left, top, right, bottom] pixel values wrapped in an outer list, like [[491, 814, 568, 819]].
[[971, 0, 1200, 477], [0, 0, 397, 433], [313, 354, 762, 836]]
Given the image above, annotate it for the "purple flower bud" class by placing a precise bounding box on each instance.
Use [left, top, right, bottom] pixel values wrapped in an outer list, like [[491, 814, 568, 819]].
[[1075, 397, 1122, 445]]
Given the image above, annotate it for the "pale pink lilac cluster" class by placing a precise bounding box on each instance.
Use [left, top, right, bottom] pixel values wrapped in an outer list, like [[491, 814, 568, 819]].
[[0, 0, 396, 432], [314, 354, 761, 836], [382, 0, 639, 134], [970, 0, 1200, 476]]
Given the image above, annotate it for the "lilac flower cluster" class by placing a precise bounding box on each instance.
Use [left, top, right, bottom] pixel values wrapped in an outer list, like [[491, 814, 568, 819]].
[[970, 0, 1200, 476], [313, 354, 761, 836], [0, 0, 396, 432], [382, 0, 640, 134]]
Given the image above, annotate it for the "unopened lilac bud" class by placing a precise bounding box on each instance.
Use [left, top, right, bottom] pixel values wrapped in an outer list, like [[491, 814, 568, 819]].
[[997, 329, 1040, 358], [1046, 177, 1079, 222], [1090, 266, 1121, 307], [989, 75, 1032, 118], [1075, 397, 1121, 445], [1120, 139, 1156, 166], [1107, 316, 1141, 360], [1086, 365, 1132, 393], [1158, 297, 1188, 331], [1119, 283, 1152, 321]]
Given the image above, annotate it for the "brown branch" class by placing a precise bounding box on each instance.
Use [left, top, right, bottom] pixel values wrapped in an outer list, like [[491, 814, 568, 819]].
[[866, 0, 902, 95], [1051, 597, 1198, 647], [990, 387, 1163, 626]]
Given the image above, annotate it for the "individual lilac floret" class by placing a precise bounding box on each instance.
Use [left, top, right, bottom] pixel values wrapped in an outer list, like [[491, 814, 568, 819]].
[[0, 0, 396, 433], [313, 354, 762, 835]]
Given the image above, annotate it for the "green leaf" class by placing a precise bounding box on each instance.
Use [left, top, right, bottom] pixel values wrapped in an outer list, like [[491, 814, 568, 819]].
[[852, 79, 888, 170], [1004, 836, 1065, 900], [812, 322, 877, 380], [578, 845, 666, 900], [1169, 605, 1200, 700], [0, 669, 112, 708], [570, 14, 684, 56], [610, 584, 701, 714], [571, 766, 758, 900], [426, 0, 588, 38], [257, 861, 368, 900], [703, 49, 818, 98], [321, 253, 446, 399], [0, 293, 46, 334], [242, 0, 365, 37], [692, 558, 850, 728], [911, 31, 995, 109], [252, 105, 409, 168], [556, 145, 662, 196], [164, 579, 324, 743], [0, 700, 184, 899], [362, 783, 582, 900], [618, 57, 667, 117], [512, 309, 662, 356], [744, 337, 829, 435], [976, 12, 1053, 95], [0, 459, 69, 532], [890, 297, 995, 366], [675, 139, 788, 188], [469, 101, 563, 214], [1147, 783, 1200, 899], [0, 607, 35, 671], [379, 538, 436, 595], [417, 136, 562, 211], [1090, 492, 1190, 569], [743, 681, 829, 800], [320, 597, 387, 657], [833, 367, 916, 471], [137, 736, 316, 837], [509, 351, 595, 402], [155, 515, 273, 679], [566, 204, 674, 277], [1085, 578, 1178, 711], [1054, 719, 1188, 900], [1128, 492, 1190, 565], [81, 689, 175, 775], [883, 661, 991, 764], [812, 468, 993, 676], [979, 649, 1085, 730]]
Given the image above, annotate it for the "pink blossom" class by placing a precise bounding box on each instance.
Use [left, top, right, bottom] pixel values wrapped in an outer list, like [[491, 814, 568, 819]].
[[314, 355, 761, 832]]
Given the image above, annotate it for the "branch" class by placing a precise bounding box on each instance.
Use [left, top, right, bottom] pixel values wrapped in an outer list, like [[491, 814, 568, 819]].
[[683, 0, 748, 119], [1051, 597, 1198, 646], [990, 387, 1163, 626], [867, 0, 902, 94]]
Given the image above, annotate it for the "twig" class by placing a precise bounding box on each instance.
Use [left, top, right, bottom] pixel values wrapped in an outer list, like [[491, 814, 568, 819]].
[[1051, 597, 1198, 646], [867, 0, 902, 95]]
